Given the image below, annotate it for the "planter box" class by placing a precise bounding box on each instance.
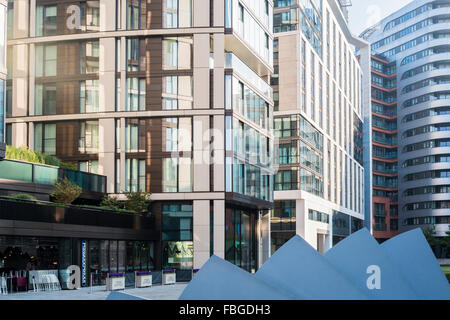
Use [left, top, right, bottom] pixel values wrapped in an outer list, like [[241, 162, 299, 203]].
[[136, 274, 152, 288], [162, 270, 176, 285], [106, 276, 125, 291]]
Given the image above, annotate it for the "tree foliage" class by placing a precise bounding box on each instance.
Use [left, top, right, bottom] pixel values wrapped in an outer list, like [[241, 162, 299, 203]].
[[6, 145, 76, 170], [101, 192, 150, 215]]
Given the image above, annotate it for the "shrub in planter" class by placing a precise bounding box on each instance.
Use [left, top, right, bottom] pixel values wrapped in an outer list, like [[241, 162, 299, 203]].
[[51, 178, 82, 204], [6, 193, 37, 201]]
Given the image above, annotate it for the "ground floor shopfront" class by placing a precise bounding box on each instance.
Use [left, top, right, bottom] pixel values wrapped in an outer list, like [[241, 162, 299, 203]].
[[0, 197, 271, 288]]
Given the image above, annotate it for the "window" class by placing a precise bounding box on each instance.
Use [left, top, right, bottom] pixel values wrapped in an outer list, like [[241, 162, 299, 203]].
[[80, 80, 99, 113], [126, 78, 146, 111], [79, 121, 99, 154], [35, 45, 57, 77], [0, 80, 4, 143], [35, 83, 56, 115], [127, 0, 143, 30], [34, 123, 56, 155], [79, 160, 99, 174], [127, 38, 144, 71], [163, 37, 192, 70], [162, 158, 193, 192], [162, 76, 193, 110], [36, 5, 57, 36], [163, 0, 192, 28], [271, 201, 296, 231], [275, 169, 298, 191], [125, 158, 146, 192], [80, 41, 99, 74]]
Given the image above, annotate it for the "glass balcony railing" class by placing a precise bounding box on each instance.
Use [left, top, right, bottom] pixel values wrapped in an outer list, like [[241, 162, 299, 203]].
[[0, 159, 106, 193], [225, 53, 273, 100]]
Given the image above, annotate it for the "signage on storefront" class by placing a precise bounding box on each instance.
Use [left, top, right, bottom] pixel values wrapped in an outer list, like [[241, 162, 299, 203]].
[[81, 240, 87, 287]]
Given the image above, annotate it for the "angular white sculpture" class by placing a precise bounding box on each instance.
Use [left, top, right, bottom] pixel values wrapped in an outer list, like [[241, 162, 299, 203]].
[[254, 235, 368, 300], [179, 228, 450, 300], [324, 228, 418, 299], [179, 255, 294, 300], [381, 228, 450, 300]]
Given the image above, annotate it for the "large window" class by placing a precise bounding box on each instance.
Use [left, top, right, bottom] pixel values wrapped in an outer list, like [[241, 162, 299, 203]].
[[35, 83, 56, 116], [163, 76, 193, 110], [271, 200, 296, 231], [126, 78, 146, 111], [275, 169, 298, 191], [162, 37, 192, 70], [161, 203, 193, 270], [127, 0, 145, 30], [0, 80, 4, 143], [80, 80, 99, 113], [0, 5, 6, 70], [125, 158, 146, 192], [35, 45, 57, 77], [80, 41, 99, 74], [162, 158, 192, 192], [225, 208, 257, 272], [163, 0, 192, 28], [34, 123, 56, 155], [36, 4, 57, 36], [78, 121, 99, 154]]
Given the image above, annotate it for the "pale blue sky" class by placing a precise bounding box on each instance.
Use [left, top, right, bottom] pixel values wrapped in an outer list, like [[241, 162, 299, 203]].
[[347, 0, 413, 36]]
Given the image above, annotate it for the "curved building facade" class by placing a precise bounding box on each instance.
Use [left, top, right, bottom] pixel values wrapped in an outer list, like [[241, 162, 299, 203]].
[[363, 0, 450, 237]]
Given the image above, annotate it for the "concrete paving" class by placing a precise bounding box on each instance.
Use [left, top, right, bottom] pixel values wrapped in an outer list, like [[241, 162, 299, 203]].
[[0, 283, 188, 300]]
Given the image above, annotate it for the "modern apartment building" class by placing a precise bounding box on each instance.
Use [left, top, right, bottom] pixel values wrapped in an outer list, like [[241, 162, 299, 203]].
[[0, 0, 6, 158], [271, 0, 369, 253], [362, 0, 450, 237], [4, 0, 274, 272], [370, 54, 399, 241]]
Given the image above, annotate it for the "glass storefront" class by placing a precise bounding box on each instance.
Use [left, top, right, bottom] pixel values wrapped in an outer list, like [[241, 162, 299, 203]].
[[161, 203, 193, 270], [225, 208, 257, 272], [0, 236, 155, 287], [0, 236, 72, 272]]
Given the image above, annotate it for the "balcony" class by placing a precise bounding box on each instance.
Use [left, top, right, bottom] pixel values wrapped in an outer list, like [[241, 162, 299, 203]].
[[0, 159, 106, 194]]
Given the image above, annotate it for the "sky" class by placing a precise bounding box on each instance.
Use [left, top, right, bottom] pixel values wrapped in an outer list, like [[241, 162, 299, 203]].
[[347, 0, 414, 36]]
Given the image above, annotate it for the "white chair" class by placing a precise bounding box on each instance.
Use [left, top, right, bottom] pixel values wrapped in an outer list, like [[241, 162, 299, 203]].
[[0, 277, 8, 295], [48, 274, 61, 291]]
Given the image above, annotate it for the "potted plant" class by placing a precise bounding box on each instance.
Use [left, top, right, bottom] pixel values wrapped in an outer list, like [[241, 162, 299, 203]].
[[135, 271, 152, 288], [106, 272, 125, 291], [162, 269, 176, 285]]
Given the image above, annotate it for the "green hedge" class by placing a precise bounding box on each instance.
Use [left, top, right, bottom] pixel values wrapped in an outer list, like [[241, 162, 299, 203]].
[[5, 145, 76, 170]]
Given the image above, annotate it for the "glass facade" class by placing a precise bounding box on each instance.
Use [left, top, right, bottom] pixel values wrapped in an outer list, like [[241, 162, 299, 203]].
[[0, 79, 4, 143], [225, 208, 257, 272], [161, 203, 193, 270], [35, 0, 100, 37], [274, 115, 323, 197]]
